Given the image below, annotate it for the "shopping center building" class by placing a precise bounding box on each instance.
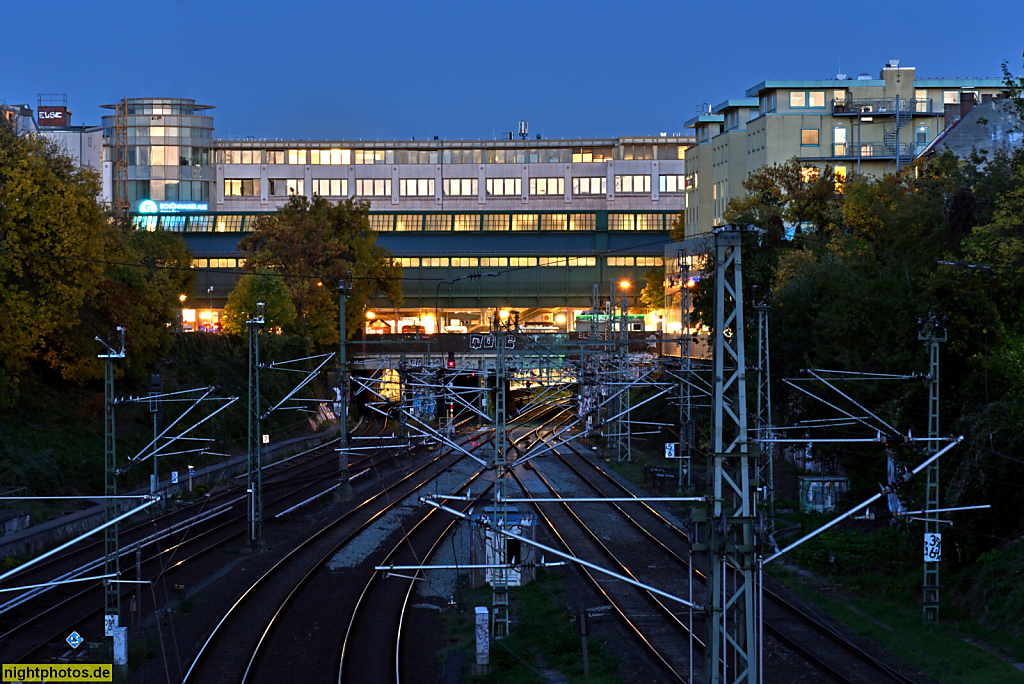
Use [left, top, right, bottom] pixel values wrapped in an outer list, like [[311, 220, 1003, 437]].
[[98, 98, 692, 333]]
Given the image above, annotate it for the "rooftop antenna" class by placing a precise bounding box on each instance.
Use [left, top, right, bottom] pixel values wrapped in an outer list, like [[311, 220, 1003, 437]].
[[518, 120, 528, 140]]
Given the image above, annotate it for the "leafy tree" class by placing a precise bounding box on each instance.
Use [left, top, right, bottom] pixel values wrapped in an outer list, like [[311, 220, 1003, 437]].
[[222, 271, 296, 335], [238, 196, 402, 345], [639, 266, 665, 310], [669, 208, 686, 241], [0, 124, 107, 403]]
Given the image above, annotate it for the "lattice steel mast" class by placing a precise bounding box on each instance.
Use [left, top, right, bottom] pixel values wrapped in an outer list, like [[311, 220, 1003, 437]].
[[491, 310, 516, 638], [98, 328, 125, 630], [919, 313, 946, 623], [247, 303, 266, 551]]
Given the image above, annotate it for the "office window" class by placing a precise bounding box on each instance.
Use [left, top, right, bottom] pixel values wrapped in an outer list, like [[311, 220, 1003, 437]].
[[394, 214, 422, 232], [790, 91, 806, 108], [215, 215, 245, 231], [833, 90, 848, 109], [451, 257, 479, 267], [572, 177, 606, 195], [809, 91, 825, 108], [568, 214, 596, 231], [189, 215, 213, 232], [510, 214, 538, 231], [443, 178, 478, 196], [399, 178, 435, 197], [508, 257, 538, 267], [482, 214, 510, 231], [355, 150, 387, 164], [801, 129, 820, 146], [915, 89, 929, 113], [422, 257, 450, 268], [614, 175, 651, 193], [394, 257, 419, 268], [452, 214, 480, 231], [369, 215, 393, 232], [833, 127, 847, 156], [571, 147, 613, 163], [480, 257, 508, 267], [266, 150, 285, 164], [943, 91, 960, 105], [567, 256, 596, 267], [608, 214, 634, 231], [529, 177, 564, 196], [539, 214, 568, 231], [424, 215, 451, 231], [800, 166, 819, 183], [634, 214, 663, 231], [354, 178, 391, 197], [539, 257, 565, 267], [224, 179, 260, 197], [635, 257, 663, 267], [270, 179, 304, 196], [442, 149, 483, 164], [486, 178, 522, 196], [287, 149, 307, 165], [608, 257, 634, 266], [790, 91, 825, 108], [312, 178, 347, 197], [659, 175, 684, 193]]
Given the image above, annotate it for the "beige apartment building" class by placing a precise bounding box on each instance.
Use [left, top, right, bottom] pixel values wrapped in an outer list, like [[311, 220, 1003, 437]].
[[681, 60, 1008, 237]]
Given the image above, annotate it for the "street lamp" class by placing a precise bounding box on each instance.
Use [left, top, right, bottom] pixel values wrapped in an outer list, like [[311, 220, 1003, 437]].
[[207, 285, 214, 332]]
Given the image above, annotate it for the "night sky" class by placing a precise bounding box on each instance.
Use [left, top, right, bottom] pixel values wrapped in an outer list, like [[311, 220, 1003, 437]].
[[3, 0, 1021, 141]]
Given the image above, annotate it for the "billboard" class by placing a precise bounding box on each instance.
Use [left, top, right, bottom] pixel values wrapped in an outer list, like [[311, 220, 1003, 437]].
[[38, 106, 70, 127]]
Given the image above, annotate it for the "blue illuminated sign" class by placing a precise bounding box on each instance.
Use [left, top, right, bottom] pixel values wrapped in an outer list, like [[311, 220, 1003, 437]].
[[137, 200, 208, 214]]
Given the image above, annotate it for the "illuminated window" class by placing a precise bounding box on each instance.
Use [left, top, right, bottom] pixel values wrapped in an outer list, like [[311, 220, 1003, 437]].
[[571, 177, 606, 195], [354, 178, 391, 197], [480, 257, 508, 267], [608, 257, 634, 266], [614, 175, 651, 193], [833, 90, 848, 109], [833, 127, 848, 156], [486, 178, 522, 197], [659, 175, 685, 193], [355, 150, 387, 164], [266, 150, 285, 164], [312, 178, 347, 197], [399, 178, 435, 197], [510, 214, 538, 231], [394, 257, 419, 268], [451, 257, 479, 267], [452, 214, 480, 231], [508, 257, 538, 267], [482, 215, 510, 231], [790, 91, 825, 108], [529, 178, 564, 196], [224, 179, 259, 197], [424, 215, 451, 231], [443, 178, 478, 196], [539, 214, 567, 231], [422, 257, 450, 268], [287, 149, 307, 165], [394, 214, 422, 232], [943, 91, 960, 105], [634, 214, 663, 231], [571, 147, 612, 162], [915, 89, 929, 113], [834, 166, 847, 194], [568, 214, 596, 231], [539, 257, 565, 267], [800, 129, 820, 146], [369, 215, 392, 231], [608, 214, 635, 231], [800, 166, 820, 183], [270, 179, 304, 196], [567, 256, 596, 267], [215, 215, 244, 231]]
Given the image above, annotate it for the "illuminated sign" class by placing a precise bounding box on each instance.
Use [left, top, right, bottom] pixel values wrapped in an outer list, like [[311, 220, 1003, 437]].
[[137, 200, 208, 214], [38, 106, 69, 126]]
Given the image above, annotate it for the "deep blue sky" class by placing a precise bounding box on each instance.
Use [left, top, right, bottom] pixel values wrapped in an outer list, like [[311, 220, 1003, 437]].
[[3, 0, 1021, 141]]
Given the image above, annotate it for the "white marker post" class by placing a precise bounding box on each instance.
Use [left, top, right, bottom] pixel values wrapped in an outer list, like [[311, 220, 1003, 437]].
[[475, 606, 490, 672]]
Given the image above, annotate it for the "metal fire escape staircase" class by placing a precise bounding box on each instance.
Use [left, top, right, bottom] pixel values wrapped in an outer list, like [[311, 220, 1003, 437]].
[[883, 101, 914, 158]]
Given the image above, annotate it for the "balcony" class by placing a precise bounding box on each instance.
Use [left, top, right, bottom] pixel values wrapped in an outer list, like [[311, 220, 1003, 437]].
[[832, 98, 934, 116], [828, 141, 918, 160]]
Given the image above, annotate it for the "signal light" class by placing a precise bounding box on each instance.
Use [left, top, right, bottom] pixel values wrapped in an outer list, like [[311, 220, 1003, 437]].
[[447, 351, 455, 369]]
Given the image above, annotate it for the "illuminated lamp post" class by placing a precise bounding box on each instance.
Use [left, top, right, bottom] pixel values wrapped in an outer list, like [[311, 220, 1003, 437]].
[[178, 294, 187, 332]]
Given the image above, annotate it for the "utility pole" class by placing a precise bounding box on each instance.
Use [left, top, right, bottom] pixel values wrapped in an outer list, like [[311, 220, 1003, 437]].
[[678, 255, 695, 491], [919, 313, 946, 623], [247, 303, 266, 551], [617, 293, 631, 462], [335, 274, 354, 500], [699, 225, 760, 683], [755, 302, 775, 539], [149, 374, 162, 503], [97, 327, 125, 639], [491, 309, 516, 639]]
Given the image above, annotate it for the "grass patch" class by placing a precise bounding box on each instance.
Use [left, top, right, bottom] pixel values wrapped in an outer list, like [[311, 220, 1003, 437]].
[[441, 570, 620, 683], [773, 575, 1020, 683]]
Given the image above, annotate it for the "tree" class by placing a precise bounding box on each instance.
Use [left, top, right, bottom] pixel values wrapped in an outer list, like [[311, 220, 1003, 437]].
[[222, 271, 296, 335], [640, 266, 665, 310], [238, 196, 402, 345], [0, 124, 107, 403], [669, 208, 686, 241]]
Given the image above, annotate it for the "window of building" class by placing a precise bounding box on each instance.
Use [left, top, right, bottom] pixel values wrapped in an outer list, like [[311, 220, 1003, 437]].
[[355, 150, 388, 164], [267, 150, 285, 164], [834, 166, 847, 194], [916, 126, 929, 145], [800, 166, 819, 183], [833, 90, 848, 110], [311, 148, 350, 165], [224, 179, 260, 197], [620, 144, 654, 160], [608, 257, 634, 266], [480, 257, 508, 267], [529, 178, 564, 196], [568, 214, 596, 231], [833, 127, 847, 156], [510, 214, 538, 231], [312, 178, 347, 197], [451, 257, 479, 267], [508, 257, 538, 267], [614, 175, 651, 193], [760, 92, 777, 115], [790, 90, 826, 108], [369, 215, 393, 232], [482, 214, 510, 231], [943, 91, 960, 105], [659, 175, 684, 193], [442, 149, 483, 164], [398, 150, 434, 164], [422, 257, 450, 268], [568, 256, 596, 266], [215, 215, 245, 231], [452, 214, 480, 231], [424, 215, 451, 231], [399, 178, 435, 197], [394, 214, 421, 232], [634, 214, 663, 231], [800, 129, 820, 146], [395, 257, 419, 268], [354, 178, 391, 197], [287, 149, 307, 165], [572, 177, 606, 195], [915, 89, 929, 113], [443, 178, 478, 196], [608, 214, 634, 231], [486, 178, 522, 197], [571, 147, 613, 163], [270, 179, 304, 196], [540, 214, 567, 231]]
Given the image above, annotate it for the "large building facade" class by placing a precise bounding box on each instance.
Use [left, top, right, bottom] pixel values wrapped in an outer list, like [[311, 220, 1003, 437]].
[[681, 62, 1008, 237], [100, 98, 691, 333]]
